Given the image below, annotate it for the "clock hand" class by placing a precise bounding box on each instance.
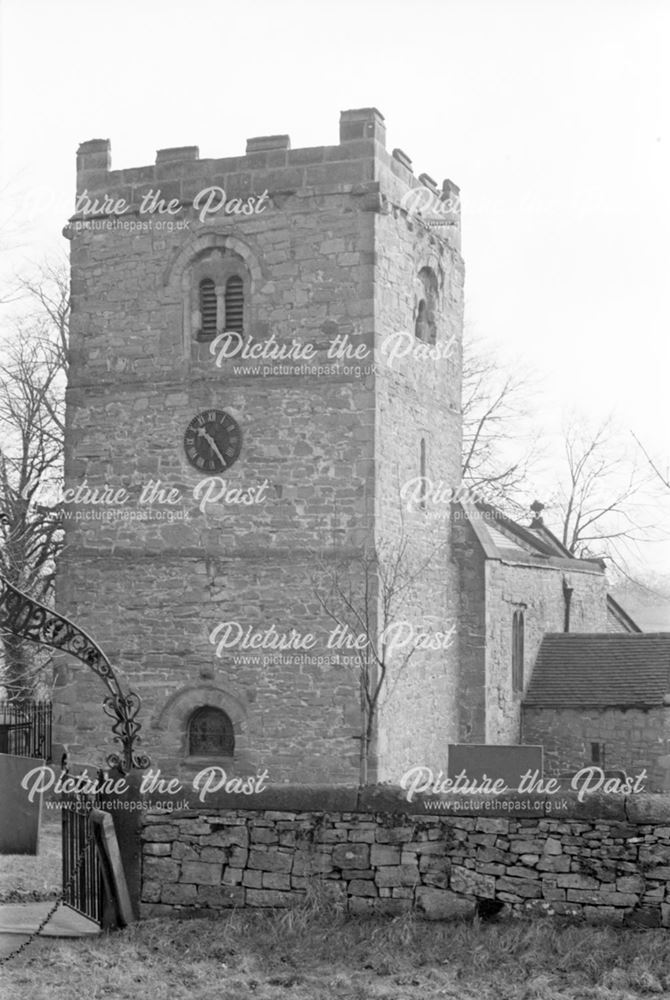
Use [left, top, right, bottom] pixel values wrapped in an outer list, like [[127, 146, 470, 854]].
[[199, 428, 228, 468]]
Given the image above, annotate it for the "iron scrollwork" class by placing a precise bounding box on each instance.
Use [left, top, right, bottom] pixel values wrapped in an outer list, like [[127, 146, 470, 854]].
[[0, 575, 150, 772]]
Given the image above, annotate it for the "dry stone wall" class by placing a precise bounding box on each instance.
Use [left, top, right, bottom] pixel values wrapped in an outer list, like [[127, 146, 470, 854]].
[[138, 788, 670, 927]]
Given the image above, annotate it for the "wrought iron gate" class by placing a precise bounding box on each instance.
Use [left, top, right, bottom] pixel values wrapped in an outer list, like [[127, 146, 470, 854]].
[[61, 795, 103, 925]]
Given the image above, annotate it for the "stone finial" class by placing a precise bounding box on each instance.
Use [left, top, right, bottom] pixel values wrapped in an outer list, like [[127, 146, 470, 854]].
[[530, 500, 545, 527]]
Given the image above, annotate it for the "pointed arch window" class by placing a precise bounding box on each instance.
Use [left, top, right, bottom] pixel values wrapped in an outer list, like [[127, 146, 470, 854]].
[[188, 706, 235, 756]]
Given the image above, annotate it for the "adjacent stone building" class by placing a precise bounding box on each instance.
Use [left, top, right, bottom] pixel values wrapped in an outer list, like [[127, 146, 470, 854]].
[[522, 633, 670, 791]]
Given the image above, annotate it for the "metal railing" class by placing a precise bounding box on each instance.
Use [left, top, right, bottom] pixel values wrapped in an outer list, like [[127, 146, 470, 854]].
[[0, 700, 52, 759], [61, 794, 104, 925]]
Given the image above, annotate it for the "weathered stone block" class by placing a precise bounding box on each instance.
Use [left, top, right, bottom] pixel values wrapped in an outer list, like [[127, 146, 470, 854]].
[[566, 889, 603, 904], [333, 843, 369, 869], [200, 827, 249, 848], [143, 857, 180, 882], [180, 861, 222, 885], [248, 849, 292, 873], [349, 879, 378, 897], [583, 905, 623, 925], [141, 826, 176, 842], [543, 837, 563, 856], [172, 842, 198, 861], [374, 827, 416, 844], [624, 905, 661, 927], [242, 869, 263, 888], [222, 867, 244, 885], [415, 887, 476, 920], [536, 856, 571, 873], [376, 865, 420, 888], [616, 876, 645, 893], [475, 818, 509, 834], [197, 885, 244, 907], [423, 872, 450, 889], [200, 847, 228, 863], [449, 866, 495, 898], [292, 852, 333, 876], [349, 829, 375, 843], [176, 819, 211, 835], [599, 891, 640, 907], [144, 843, 172, 856], [370, 844, 401, 866], [161, 882, 197, 904], [262, 872, 291, 890], [505, 867, 540, 880], [141, 880, 162, 902], [251, 827, 278, 845], [478, 863, 506, 876], [496, 877, 541, 898], [556, 874, 598, 889]]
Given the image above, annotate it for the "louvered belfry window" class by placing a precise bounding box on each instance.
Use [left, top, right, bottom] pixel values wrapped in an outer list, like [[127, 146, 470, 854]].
[[224, 275, 244, 333], [188, 706, 235, 756], [199, 278, 218, 341]]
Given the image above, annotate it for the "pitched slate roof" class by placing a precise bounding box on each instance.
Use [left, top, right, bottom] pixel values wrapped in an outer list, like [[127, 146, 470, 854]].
[[524, 633, 670, 708], [457, 498, 606, 573]]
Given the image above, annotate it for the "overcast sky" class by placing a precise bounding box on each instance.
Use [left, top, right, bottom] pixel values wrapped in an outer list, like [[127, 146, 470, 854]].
[[0, 0, 669, 573]]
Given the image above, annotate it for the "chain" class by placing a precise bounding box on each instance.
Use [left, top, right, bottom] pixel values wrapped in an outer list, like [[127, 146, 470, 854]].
[[0, 824, 97, 965]]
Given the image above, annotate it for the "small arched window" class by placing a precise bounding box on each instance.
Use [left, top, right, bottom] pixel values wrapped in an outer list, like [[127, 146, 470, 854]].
[[224, 276, 244, 333], [198, 279, 218, 341], [188, 706, 235, 757], [512, 610, 524, 693]]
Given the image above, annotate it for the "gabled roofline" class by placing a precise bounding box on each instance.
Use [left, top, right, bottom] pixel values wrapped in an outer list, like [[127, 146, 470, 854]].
[[456, 498, 606, 574], [607, 594, 642, 634]]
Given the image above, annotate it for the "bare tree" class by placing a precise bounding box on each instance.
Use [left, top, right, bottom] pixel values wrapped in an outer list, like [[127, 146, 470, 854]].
[[633, 433, 670, 492], [0, 258, 69, 701], [311, 527, 453, 784], [461, 332, 541, 515], [545, 416, 659, 574]]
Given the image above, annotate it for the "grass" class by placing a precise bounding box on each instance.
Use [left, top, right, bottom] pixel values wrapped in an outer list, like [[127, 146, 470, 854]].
[[4, 886, 670, 999], [0, 811, 61, 903]]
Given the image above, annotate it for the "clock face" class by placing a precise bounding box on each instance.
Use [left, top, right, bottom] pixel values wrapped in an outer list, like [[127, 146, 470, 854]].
[[184, 410, 242, 473]]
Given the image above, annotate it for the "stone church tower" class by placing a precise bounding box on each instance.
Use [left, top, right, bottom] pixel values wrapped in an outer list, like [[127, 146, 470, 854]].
[[54, 108, 465, 784]]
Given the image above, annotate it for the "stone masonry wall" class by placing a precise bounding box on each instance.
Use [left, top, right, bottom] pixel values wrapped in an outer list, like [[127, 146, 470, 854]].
[[139, 789, 670, 928], [372, 199, 463, 780], [485, 561, 609, 744], [55, 109, 464, 781], [523, 705, 670, 793]]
